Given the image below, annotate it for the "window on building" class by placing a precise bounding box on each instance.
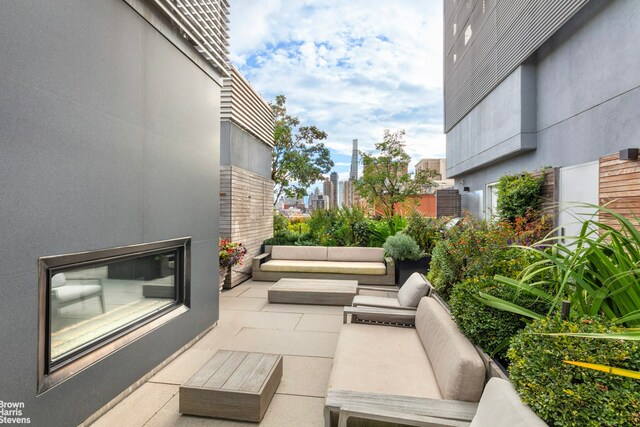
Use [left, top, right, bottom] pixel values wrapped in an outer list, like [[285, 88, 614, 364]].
[[38, 238, 190, 393], [464, 25, 472, 45]]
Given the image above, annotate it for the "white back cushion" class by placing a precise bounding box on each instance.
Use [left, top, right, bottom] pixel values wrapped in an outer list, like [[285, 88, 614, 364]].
[[397, 273, 432, 307], [51, 273, 67, 289], [327, 247, 384, 262], [271, 246, 328, 261]]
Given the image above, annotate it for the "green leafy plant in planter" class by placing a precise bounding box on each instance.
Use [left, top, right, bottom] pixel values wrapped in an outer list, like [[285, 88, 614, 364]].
[[508, 316, 640, 427], [383, 233, 427, 285]]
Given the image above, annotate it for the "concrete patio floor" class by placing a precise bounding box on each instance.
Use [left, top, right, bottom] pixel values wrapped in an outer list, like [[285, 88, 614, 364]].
[[90, 279, 394, 427]]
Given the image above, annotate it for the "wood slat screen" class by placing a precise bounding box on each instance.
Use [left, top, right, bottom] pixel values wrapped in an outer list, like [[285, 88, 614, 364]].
[[220, 166, 274, 288], [599, 154, 640, 228]]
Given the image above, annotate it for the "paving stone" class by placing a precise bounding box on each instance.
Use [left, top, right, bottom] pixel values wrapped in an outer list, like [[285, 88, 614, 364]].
[[296, 313, 343, 333], [222, 328, 338, 358]]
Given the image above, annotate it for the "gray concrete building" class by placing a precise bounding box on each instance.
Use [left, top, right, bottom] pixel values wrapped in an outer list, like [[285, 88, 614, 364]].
[[0, 1, 229, 425], [445, 0, 640, 222]]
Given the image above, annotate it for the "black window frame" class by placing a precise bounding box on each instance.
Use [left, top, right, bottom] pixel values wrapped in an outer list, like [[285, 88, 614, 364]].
[[37, 237, 191, 394]]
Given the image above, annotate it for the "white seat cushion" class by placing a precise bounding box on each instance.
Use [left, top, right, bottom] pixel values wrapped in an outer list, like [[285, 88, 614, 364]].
[[329, 323, 443, 399], [52, 284, 102, 302], [261, 260, 387, 275]]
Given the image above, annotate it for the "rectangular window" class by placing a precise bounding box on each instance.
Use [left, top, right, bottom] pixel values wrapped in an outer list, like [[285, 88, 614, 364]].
[[38, 238, 190, 393]]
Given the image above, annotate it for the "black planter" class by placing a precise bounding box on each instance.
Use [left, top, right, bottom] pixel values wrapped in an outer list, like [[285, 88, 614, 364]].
[[395, 256, 431, 287]]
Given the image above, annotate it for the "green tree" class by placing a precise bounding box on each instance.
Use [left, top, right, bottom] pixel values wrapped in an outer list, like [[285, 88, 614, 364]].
[[271, 95, 333, 205], [354, 129, 435, 218]]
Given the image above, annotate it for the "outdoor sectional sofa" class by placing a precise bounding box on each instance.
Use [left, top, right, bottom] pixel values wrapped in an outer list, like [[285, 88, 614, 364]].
[[252, 246, 395, 285], [325, 296, 547, 426]]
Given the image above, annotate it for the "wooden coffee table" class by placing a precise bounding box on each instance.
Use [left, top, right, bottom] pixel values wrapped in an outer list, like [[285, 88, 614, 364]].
[[268, 278, 358, 305], [179, 350, 283, 422]]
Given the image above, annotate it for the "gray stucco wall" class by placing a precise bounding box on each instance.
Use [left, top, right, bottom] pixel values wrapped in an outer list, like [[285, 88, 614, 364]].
[[447, 0, 640, 217], [0, 1, 221, 425], [447, 64, 537, 177], [221, 121, 273, 178]]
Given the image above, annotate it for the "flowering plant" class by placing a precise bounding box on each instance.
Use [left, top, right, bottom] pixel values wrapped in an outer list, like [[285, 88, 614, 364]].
[[219, 238, 247, 276]]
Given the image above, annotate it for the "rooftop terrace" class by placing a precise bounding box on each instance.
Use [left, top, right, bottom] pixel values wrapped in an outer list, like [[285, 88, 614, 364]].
[[88, 279, 396, 426]]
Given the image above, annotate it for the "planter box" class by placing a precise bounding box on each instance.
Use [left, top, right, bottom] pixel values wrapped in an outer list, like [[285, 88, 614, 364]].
[[395, 256, 430, 286]]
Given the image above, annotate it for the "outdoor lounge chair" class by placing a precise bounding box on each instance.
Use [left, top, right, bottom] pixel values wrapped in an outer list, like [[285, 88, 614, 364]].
[[328, 377, 547, 426], [347, 272, 432, 325], [353, 272, 432, 310]]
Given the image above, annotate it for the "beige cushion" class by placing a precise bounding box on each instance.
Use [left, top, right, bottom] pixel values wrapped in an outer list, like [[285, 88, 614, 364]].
[[470, 378, 547, 427], [328, 323, 443, 399], [51, 273, 67, 289], [53, 284, 102, 302], [352, 295, 402, 309], [261, 260, 387, 275], [270, 246, 328, 261], [327, 247, 384, 262], [397, 273, 432, 307], [416, 297, 485, 401]]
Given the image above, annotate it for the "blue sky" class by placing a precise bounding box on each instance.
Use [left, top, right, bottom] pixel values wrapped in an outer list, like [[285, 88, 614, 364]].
[[229, 0, 444, 194]]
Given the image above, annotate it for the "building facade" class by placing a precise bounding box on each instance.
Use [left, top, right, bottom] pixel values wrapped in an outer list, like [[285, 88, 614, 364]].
[[444, 0, 640, 222], [350, 138, 359, 180], [0, 1, 229, 425], [330, 172, 339, 207], [323, 177, 334, 208], [220, 66, 275, 289], [343, 180, 354, 207]]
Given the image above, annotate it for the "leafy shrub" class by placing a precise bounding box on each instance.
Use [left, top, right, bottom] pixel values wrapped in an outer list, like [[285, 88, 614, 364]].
[[496, 171, 544, 222], [450, 262, 549, 359], [383, 234, 423, 261], [368, 215, 406, 247], [263, 229, 317, 246], [305, 207, 374, 247], [306, 208, 337, 245], [404, 211, 445, 255], [508, 317, 640, 426], [273, 212, 289, 234], [485, 205, 640, 328], [427, 216, 513, 300], [287, 219, 310, 235]]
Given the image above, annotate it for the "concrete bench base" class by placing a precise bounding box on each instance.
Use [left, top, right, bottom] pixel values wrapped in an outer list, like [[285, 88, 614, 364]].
[[268, 278, 358, 306]]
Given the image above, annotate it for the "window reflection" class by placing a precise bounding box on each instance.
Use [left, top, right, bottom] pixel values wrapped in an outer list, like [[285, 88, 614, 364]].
[[50, 252, 177, 362]]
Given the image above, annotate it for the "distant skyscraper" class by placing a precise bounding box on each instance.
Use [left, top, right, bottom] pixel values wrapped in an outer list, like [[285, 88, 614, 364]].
[[323, 176, 334, 208], [343, 180, 354, 207], [350, 139, 358, 181], [330, 172, 338, 208]]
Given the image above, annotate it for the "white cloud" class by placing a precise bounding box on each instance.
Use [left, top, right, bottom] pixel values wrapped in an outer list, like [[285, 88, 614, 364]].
[[229, 0, 445, 170]]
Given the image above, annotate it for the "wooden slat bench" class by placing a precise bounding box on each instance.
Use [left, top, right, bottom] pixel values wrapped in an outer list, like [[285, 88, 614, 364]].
[[179, 350, 283, 422]]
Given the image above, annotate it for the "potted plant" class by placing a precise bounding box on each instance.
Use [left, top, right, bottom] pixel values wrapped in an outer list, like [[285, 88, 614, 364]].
[[383, 233, 429, 286], [218, 238, 247, 291]]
